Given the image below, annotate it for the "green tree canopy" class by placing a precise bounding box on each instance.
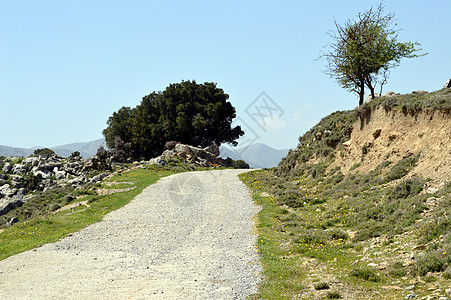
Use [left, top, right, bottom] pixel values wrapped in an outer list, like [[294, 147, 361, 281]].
[[103, 80, 244, 160], [321, 3, 424, 105]]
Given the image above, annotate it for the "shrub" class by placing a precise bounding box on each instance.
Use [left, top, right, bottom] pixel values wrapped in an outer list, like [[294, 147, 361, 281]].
[[389, 177, 425, 200], [388, 261, 406, 277], [443, 266, 451, 280], [413, 250, 445, 276], [384, 154, 420, 182], [33, 148, 55, 158], [69, 151, 81, 159], [350, 267, 380, 282], [314, 282, 329, 290], [326, 291, 342, 299], [231, 160, 250, 169]]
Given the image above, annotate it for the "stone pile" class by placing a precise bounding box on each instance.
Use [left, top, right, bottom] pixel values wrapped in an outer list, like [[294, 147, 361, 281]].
[[145, 143, 233, 168], [0, 153, 111, 217]]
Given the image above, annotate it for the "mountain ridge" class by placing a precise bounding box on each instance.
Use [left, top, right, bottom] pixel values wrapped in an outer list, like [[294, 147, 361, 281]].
[[0, 139, 105, 159]]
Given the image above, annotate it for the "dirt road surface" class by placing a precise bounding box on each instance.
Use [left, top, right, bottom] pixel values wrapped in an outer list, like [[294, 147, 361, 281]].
[[0, 169, 260, 299]]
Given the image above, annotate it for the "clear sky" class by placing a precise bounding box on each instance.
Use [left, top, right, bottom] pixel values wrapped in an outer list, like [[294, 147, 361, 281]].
[[1, 0, 450, 150]]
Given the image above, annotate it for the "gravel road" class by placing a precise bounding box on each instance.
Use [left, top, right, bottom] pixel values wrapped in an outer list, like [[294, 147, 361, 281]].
[[0, 169, 261, 299]]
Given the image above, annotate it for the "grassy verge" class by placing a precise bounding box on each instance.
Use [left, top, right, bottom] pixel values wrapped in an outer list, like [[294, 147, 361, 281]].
[[0, 167, 175, 261], [241, 169, 451, 300]]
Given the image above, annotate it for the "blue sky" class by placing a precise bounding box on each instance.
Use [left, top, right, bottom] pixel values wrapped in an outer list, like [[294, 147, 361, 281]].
[[1, 0, 450, 150]]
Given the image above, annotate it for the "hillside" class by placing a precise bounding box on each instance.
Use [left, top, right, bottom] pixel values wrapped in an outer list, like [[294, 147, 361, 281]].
[[241, 87, 451, 299]]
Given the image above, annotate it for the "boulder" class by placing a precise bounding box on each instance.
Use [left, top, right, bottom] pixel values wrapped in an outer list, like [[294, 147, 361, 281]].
[[203, 144, 220, 157], [2, 163, 12, 174], [22, 157, 39, 167], [0, 189, 26, 216], [89, 172, 110, 184], [12, 164, 28, 175], [383, 91, 400, 97], [55, 170, 67, 180], [444, 79, 451, 89], [373, 129, 382, 139], [69, 176, 86, 186], [7, 217, 19, 227], [148, 156, 167, 166], [33, 169, 52, 179]]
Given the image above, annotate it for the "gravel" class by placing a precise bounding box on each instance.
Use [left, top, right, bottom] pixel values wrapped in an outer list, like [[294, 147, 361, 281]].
[[0, 169, 261, 299]]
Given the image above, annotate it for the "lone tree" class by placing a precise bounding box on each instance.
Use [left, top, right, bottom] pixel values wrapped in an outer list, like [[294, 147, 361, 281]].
[[321, 3, 424, 105], [103, 80, 244, 160]]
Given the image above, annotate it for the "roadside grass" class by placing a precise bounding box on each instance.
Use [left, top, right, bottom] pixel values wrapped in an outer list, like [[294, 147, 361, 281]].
[[0, 167, 175, 261], [241, 169, 451, 299]]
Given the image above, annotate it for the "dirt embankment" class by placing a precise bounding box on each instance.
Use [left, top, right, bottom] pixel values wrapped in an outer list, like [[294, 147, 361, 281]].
[[330, 107, 451, 184]]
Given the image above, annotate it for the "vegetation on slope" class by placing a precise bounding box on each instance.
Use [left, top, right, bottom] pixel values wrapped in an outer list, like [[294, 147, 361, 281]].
[[243, 88, 451, 299]]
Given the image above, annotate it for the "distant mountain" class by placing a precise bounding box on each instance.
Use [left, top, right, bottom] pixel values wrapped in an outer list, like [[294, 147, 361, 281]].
[[0, 138, 106, 159], [50, 139, 106, 158], [219, 143, 290, 168], [0, 145, 34, 157]]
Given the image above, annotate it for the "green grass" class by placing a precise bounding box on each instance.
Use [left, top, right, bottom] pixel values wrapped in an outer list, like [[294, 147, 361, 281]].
[[240, 167, 451, 299], [0, 168, 175, 261]]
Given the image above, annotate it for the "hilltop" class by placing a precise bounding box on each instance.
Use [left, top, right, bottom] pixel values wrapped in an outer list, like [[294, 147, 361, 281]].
[[242, 85, 451, 299]]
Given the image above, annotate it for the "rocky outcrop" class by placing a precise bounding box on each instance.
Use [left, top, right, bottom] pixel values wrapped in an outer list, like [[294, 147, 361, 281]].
[[0, 186, 26, 216], [444, 79, 451, 89], [0, 153, 112, 218], [144, 143, 232, 168]]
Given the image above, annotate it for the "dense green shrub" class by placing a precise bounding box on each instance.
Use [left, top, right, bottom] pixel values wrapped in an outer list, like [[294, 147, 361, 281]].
[[384, 154, 420, 182], [314, 282, 330, 290], [231, 160, 250, 169], [33, 148, 55, 158], [389, 177, 425, 200]]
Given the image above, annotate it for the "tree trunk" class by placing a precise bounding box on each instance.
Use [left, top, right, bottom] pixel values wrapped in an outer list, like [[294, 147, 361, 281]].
[[369, 86, 375, 99], [359, 79, 365, 106]]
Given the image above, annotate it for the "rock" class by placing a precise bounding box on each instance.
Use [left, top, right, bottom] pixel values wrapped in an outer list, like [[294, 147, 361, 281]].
[[22, 157, 39, 167], [2, 163, 12, 174], [203, 144, 220, 157], [12, 164, 28, 175], [388, 132, 399, 141], [413, 90, 427, 94], [364, 141, 373, 148], [55, 170, 66, 180], [161, 150, 176, 157], [65, 195, 75, 203], [33, 170, 52, 179], [373, 128, 382, 139], [315, 131, 323, 140], [342, 140, 352, 147], [68, 176, 86, 186], [384, 91, 400, 97], [89, 172, 110, 184], [7, 217, 19, 226], [405, 294, 417, 299], [426, 197, 438, 207], [444, 79, 451, 89], [365, 93, 381, 103], [148, 156, 167, 166], [0, 191, 26, 216], [446, 289, 451, 296]]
